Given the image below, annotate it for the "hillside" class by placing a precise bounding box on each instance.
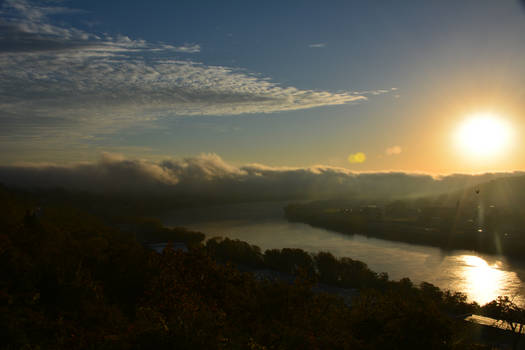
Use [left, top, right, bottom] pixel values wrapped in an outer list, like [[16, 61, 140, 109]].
[[0, 185, 520, 349]]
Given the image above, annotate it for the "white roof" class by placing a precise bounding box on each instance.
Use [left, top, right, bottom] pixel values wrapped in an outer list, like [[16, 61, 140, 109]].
[[465, 314, 525, 334]]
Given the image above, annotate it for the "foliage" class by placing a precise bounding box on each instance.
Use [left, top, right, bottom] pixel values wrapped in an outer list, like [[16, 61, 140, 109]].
[[131, 217, 205, 248], [0, 185, 503, 349], [482, 296, 525, 349]]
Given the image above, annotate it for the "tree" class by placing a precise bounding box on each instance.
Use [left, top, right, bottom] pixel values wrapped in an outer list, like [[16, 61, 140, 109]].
[[483, 296, 525, 350]]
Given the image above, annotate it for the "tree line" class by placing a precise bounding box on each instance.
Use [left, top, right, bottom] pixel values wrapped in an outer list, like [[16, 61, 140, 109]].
[[1, 184, 523, 349]]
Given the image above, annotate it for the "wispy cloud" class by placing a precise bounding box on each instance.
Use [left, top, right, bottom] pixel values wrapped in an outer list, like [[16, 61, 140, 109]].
[[0, 0, 403, 168], [171, 43, 201, 53], [0, 0, 370, 145], [385, 146, 402, 156], [308, 43, 326, 48], [352, 87, 398, 96]]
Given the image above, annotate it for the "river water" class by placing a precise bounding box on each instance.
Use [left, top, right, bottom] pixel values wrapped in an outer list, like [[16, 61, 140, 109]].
[[161, 201, 525, 306]]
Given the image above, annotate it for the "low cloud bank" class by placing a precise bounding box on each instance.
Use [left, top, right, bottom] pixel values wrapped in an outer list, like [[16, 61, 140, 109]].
[[0, 153, 522, 201]]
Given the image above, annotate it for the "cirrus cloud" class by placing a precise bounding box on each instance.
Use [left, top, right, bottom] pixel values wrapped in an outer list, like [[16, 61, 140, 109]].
[[0, 0, 385, 145]]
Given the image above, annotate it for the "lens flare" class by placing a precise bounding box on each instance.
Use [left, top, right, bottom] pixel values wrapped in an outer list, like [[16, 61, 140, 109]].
[[348, 152, 366, 164]]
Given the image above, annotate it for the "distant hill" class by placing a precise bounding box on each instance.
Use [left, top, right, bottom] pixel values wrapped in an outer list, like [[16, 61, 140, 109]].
[[284, 174, 525, 258], [430, 174, 525, 209]]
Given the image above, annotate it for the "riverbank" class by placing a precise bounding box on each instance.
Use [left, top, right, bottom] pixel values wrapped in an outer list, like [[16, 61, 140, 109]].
[[160, 202, 525, 307], [284, 203, 525, 260]]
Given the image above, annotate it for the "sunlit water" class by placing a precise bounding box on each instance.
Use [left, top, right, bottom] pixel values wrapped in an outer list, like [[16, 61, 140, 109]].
[[161, 202, 525, 306]]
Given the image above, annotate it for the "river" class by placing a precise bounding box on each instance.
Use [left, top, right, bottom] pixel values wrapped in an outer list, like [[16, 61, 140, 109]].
[[161, 201, 525, 306]]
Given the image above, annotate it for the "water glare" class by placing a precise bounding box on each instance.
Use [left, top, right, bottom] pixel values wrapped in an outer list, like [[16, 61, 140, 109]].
[[162, 202, 525, 307], [460, 255, 507, 305]]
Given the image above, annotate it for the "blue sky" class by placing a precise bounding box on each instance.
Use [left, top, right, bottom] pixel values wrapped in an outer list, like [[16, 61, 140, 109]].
[[1, 0, 524, 173]]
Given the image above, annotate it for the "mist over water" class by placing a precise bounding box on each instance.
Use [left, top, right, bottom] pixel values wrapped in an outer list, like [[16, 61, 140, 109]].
[[162, 201, 525, 306]]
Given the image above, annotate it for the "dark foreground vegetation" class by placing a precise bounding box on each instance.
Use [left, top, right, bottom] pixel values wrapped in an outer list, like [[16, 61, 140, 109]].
[[1, 184, 524, 349]]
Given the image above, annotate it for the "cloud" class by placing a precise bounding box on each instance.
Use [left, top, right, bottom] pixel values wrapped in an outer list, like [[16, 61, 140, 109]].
[[385, 146, 402, 156], [0, 153, 522, 201], [0, 0, 95, 52], [348, 152, 366, 164], [308, 43, 326, 48], [171, 43, 200, 53], [352, 89, 396, 96], [0, 0, 374, 144]]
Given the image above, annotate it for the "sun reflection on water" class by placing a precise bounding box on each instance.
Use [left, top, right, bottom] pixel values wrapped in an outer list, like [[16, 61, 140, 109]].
[[460, 255, 513, 305]]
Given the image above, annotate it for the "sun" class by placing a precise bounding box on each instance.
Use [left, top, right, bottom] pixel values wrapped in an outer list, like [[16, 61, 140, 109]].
[[455, 113, 512, 158]]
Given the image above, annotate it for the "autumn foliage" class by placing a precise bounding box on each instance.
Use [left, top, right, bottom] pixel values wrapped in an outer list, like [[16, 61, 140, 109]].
[[0, 185, 491, 349]]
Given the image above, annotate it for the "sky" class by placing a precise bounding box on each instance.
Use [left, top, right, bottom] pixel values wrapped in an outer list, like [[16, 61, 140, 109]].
[[1, 0, 524, 174]]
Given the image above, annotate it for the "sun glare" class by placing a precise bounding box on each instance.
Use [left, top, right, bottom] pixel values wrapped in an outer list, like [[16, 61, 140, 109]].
[[460, 255, 506, 305], [455, 113, 511, 158]]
